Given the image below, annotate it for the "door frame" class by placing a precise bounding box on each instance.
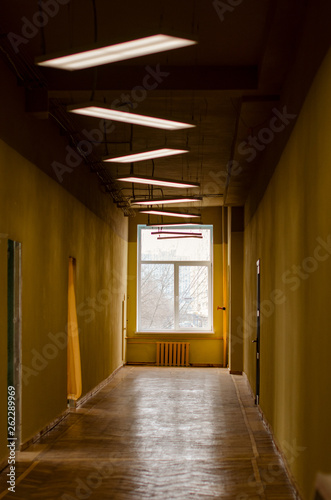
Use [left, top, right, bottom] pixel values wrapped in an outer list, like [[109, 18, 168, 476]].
[[255, 258, 261, 405], [7, 240, 22, 447]]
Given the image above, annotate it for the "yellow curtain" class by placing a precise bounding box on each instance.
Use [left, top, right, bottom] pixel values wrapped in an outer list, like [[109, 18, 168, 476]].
[[67, 257, 82, 401]]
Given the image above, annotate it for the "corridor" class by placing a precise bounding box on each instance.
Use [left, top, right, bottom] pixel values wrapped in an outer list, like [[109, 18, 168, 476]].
[[0, 367, 297, 499]]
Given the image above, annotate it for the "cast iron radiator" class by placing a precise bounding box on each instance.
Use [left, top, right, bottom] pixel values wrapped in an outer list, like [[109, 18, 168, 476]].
[[156, 342, 190, 366]]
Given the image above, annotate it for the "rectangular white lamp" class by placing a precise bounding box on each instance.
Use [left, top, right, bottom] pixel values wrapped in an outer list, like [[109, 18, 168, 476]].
[[151, 231, 202, 236], [103, 148, 189, 163], [131, 197, 201, 206], [139, 210, 200, 218], [147, 222, 201, 227], [116, 175, 199, 189], [68, 104, 195, 130], [35, 35, 197, 70], [157, 235, 203, 239]]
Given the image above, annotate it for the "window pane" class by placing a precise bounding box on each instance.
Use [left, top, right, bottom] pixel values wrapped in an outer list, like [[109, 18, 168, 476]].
[[141, 228, 211, 261], [178, 266, 209, 329], [140, 264, 174, 330]]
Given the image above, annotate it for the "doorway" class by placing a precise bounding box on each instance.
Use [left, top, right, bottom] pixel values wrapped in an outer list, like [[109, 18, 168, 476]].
[[7, 240, 22, 448], [255, 259, 261, 405]]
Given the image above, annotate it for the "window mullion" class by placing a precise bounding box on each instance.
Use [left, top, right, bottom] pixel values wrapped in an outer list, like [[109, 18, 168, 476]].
[[137, 228, 141, 331], [174, 262, 179, 330]]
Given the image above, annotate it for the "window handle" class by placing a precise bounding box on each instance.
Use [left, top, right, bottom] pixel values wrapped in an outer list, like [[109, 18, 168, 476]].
[[217, 306, 226, 311]]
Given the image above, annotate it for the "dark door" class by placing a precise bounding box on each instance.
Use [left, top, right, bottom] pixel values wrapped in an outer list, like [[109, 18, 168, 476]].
[[7, 240, 22, 447], [255, 259, 261, 405]]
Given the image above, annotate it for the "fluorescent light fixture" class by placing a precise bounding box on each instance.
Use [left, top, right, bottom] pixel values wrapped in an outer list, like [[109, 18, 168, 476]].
[[139, 210, 200, 218], [152, 231, 202, 236], [131, 197, 201, 206], [36, 35, 197, 71], [147, 222, 202, 228], [68, 104, 195, 130], [116, 175, 199, 189], [103, 148, 189, 163], [157, 235, 203, 240]]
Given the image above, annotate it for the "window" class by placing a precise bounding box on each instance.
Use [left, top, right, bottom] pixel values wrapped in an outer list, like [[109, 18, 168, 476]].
[[137, 225, 213, 332]]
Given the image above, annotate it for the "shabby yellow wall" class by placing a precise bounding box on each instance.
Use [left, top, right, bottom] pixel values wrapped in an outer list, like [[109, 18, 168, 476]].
[[126, 208, 225, 365], [243, 49, 331, 499], [0, 140, 128, 462]]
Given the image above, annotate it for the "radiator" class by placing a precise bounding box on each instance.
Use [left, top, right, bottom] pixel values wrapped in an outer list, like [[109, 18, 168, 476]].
[[156, 342, 190, 367]]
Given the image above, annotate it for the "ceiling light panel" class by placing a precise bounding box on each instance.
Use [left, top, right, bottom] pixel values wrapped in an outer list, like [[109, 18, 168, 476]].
[[68, 104, 195, 130], [139, 210, 200, 218], [157, 235, 203, 239], [151, 231, 202, 236], [116, 175, 199, 189], [103, 148, 188, 163], [131, 197, 201, 206], [35, 35, 197, 70], [147, 223, 202, 227]]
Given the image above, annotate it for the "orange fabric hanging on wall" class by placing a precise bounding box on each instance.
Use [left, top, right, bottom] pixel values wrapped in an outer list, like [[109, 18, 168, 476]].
[[67, 257, 82, 401]]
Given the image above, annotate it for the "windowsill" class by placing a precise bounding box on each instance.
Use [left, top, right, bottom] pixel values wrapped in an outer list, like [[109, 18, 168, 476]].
[[134, 331, 216, 336]]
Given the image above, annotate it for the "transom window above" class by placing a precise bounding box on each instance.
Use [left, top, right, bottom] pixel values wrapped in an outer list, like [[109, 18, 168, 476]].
[[137, 225, 213, 333]]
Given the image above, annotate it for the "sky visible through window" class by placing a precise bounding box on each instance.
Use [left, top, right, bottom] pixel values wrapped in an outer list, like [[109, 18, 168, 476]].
[[141, 228, 211, 261]]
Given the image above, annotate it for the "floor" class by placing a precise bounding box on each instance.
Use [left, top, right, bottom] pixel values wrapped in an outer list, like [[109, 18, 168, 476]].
[[0, 367, 298, 499]]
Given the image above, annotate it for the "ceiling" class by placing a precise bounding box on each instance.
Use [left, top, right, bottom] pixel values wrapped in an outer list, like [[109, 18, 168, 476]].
[[0, 0, 318, 216]]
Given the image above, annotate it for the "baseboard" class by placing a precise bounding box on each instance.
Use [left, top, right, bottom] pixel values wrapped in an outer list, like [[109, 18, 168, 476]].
[[190, 363, 223, 367], [20, 409, 70, 451], [20, 364, 124, 451], [257, 408, 303, 500], [229, 369, 243, 375], [242, 371, 256, 399], [75, 363, 124, 409], [126, 362, 155, 366], [126, 362, 224, 368], [242, 371, 303, 500]]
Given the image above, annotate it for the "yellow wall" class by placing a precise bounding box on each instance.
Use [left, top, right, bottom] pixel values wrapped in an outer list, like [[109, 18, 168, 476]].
[[243, 49, 331, 499], [229, 230, 244, 373], [0, 140, 128, 461], [126, 208, 225, 365]]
